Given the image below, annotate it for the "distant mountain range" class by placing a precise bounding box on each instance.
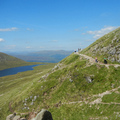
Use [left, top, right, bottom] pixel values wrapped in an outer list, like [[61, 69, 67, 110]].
[[7, 50, 73, 63]]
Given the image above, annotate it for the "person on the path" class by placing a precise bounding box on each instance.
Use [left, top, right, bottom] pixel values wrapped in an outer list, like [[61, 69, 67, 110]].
[[104, 58, 107, 64], [95, 57, 98, 63]]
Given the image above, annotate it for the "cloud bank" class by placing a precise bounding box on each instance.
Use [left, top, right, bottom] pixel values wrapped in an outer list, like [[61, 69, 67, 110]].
[[86, 26, 117, 39], [0, 38, 4, 42], [0, 27, 18, 32]]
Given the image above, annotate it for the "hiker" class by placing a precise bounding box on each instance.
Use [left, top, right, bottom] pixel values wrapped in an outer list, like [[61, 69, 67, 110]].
[[104, 58, 107, 64], [95, 57, 98, 63], [78, 48, 81, 52]]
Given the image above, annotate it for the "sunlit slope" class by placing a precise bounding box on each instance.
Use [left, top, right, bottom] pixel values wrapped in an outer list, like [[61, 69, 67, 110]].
[[3, 53, 120, 120], [1, 28, 120, 119], [81, 27, 120, 63], [0, 52, 31, 70], [0, 63, 56, 119]]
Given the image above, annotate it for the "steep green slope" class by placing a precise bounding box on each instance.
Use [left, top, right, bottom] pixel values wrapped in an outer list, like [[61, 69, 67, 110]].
[[2, 53, 120, 120], [81, 27, 120, 64], [1, 28, 120, 119], [0, 52, 38, 70]]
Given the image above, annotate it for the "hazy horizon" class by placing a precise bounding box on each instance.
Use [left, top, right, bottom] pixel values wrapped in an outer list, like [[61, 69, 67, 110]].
[[0, 0, 120, 52]]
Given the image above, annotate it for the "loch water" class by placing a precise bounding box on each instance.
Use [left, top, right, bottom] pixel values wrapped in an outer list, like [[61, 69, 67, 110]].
[[0, 64, 41, 77]]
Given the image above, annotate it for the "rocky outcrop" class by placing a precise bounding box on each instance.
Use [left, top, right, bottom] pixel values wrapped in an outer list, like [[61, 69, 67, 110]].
[[6, 113, 22, 120], [6, 109, 53, 120], [81, 27, 120, 63], [32, 109, 53, 120], [85, 76, 94, 83]]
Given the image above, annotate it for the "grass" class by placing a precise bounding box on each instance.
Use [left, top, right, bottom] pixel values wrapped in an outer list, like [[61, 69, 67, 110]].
[[80, 27, 120, 64], [0, 63, 56, 119], [102, 92, 120, 103], [0, 52, 120, 119], [49, 103, 120, 120]]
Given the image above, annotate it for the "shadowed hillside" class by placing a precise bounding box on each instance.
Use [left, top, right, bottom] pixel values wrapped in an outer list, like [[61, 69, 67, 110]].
[[0, 52, 41, 70], [0, 52, 28, 70]]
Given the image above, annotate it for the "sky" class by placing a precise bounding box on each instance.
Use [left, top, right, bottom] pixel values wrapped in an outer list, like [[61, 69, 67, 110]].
[[0, 0, 120, 53]]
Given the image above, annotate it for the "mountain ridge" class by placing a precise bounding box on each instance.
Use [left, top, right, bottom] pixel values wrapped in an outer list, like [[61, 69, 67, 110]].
[[81, 27, 120, 63]]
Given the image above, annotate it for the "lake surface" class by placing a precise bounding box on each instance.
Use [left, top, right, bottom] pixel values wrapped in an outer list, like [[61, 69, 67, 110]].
[[0, 64, 41, 77]]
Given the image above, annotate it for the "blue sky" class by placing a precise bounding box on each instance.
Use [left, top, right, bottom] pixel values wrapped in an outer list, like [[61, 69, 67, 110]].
[[0, 0, 120, 52]]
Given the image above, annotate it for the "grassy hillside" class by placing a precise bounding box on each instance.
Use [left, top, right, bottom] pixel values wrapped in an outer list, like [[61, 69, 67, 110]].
[[1, 53, 120, 119], [80, 27, 120, 64], [0, 63, 56, 119], [1, 28, 120, 119], [0, 52, 41, 70]]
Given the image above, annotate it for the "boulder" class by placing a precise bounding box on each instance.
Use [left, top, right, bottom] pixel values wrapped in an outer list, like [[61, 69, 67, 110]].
[[13, 115, 20, 120], [85, 76, 93, 83], [32, 109, 53, 120], [69, 78, 73, 82], [6, 113, 25, 120], [6, 113, 16, 120]]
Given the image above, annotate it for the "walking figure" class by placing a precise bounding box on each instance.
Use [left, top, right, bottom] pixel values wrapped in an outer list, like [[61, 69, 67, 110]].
[[95, 57, 98, 63], [104, 58, 107, 64]]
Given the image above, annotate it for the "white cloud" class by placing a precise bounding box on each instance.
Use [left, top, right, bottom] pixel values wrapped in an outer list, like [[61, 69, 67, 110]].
[[26, 46, 32, 49], [26, 28, 33, 31], [86, 26, 117, 39], [0, 27, 18, 32], [0, 38, 4, 42]]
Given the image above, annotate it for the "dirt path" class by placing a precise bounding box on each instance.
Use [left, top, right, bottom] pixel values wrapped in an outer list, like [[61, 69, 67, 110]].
[[89, 86, 120, 105], [62, 85, 120, 106], [62, 52, 120, 105], [75, 52, 120, 68]]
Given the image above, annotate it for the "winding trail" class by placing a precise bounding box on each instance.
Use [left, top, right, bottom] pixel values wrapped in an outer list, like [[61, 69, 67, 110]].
[[75, 52, 120, 68], [62, 85, 120, 106], [62, 52, 120, 105]]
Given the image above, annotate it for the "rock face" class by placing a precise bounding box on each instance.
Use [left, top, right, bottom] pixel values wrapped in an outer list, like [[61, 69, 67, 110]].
[[81, 27, 120, 63], [33, 109, 53, 120], [6, 113, 22, 120], [6, 109, 53, 120]]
